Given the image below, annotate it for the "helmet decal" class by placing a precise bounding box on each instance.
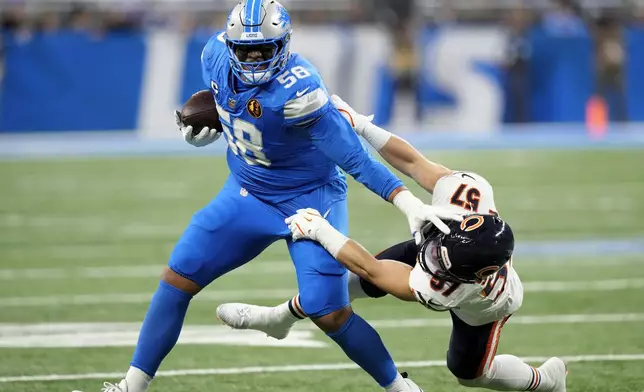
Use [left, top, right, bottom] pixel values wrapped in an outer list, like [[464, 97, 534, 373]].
[[419, 215, 514, 284], [225, 0, 293, 86], [475, 265, 501, 280], [460, 215, 485, 232]]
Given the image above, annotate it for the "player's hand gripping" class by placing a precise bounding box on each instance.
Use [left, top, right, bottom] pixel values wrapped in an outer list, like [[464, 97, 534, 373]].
[[285, 208, 331, 242], [393, 190, 464, 244], [174, 110, 221, 147], [286, 209, 350, 258], [332, 94, 374, 136]]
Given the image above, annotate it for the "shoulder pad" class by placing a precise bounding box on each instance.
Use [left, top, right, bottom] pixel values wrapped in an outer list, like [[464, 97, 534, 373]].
[[281, 55, 330, 126], [201, 31, 228, 70]]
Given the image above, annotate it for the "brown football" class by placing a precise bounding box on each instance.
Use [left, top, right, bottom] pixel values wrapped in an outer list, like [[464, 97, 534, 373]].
[[180, 90, 223, 135]]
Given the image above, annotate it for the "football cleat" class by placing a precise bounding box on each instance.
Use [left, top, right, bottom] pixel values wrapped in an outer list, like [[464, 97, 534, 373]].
[[400, 372, 424, 392], [216, 303, 294, 340], [72, 380, 128, 392], [538, 357, 567, 392]]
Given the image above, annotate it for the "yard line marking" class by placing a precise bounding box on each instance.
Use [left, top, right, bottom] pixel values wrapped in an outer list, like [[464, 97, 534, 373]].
[[1, 354, 643, 383], [522, 278, 644, 292], [1, 278, 642, 307], [0, 324, 327, 349], [0, 262, 293, 280], [2, 238, 643, 273], [1, 256, 642, 281], [0, 289, 297, 307], [0, 313, 640, 335], [309, 312, 644, 329]]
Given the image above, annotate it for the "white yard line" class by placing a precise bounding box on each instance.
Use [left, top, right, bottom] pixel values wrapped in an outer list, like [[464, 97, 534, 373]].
[[0, 313, 637, 349], [0, 312, 640, 333], [1, 354, 643, 383], [0, 262, 292, 280], [0, 289, 297, 307], [522, 278, 644, 292], [1, 278, 643, 307], [339, 312, 644, 329], [2, 239, 643, 281]]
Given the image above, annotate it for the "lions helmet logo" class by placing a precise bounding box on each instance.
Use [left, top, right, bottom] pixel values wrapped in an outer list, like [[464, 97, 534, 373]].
[[247, 99, 263, 118]]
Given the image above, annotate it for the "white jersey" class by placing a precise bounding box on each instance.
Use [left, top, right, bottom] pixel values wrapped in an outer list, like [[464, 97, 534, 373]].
[[408, 171, 524, 326]]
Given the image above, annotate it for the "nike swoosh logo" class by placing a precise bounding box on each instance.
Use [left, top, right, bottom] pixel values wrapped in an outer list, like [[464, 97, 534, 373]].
[[296, 87, 311, 97], [460, 172, 476, 180]]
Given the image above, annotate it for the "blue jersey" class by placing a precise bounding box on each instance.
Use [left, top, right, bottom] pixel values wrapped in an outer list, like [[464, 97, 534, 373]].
[[201, 31, 403, 204]]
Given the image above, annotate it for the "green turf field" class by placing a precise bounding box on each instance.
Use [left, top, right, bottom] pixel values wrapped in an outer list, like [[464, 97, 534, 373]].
[[0, 149, 643, 391]]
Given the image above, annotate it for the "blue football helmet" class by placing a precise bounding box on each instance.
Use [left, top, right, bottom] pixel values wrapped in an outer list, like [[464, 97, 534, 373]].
[[225, 0, 293, 85]]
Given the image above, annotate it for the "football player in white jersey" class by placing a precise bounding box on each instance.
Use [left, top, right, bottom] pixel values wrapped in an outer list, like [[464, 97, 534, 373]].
[[217, 96, 568, 392]]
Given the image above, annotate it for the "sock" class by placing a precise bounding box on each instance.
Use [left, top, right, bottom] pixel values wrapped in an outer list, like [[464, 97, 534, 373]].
[[130, 280, 192, 377], [385, 372, 411, 392], [458, 354, 547, 391], [327, 313, 398, 387], [285, 294, 307, 320], [348, 271, 371, 300], [124, 366, 152, 392]]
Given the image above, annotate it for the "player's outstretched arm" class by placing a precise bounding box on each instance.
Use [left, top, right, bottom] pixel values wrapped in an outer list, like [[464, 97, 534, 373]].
[[332, 95, 452, 194], [286, 209, 416, 302], [379, 136, 451, 194], [305, 104, 461, 238]]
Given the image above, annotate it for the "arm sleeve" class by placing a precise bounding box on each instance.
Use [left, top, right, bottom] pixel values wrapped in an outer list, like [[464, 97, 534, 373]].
[[308, 107, 404, 201]]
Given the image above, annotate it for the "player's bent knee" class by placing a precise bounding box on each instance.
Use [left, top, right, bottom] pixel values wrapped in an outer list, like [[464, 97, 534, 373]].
[[446, 351, 479, 381], [311, 306, 353, 333], [161, 267, 202, 296]]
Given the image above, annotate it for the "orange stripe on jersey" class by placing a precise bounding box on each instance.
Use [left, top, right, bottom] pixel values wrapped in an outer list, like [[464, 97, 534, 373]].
[[337, 109, 355, 127], [476, 315, 510, 377]]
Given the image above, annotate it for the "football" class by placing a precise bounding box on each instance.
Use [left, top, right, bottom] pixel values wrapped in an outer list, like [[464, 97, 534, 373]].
[[180, 90, 223, 135]]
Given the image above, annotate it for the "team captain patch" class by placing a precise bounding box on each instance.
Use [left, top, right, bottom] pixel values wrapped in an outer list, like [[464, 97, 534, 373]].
[[247, 98, 263, 118]]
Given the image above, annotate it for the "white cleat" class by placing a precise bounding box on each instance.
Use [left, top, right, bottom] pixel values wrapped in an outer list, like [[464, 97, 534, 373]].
[[216, 303, 295, 340], [400, 372, 424, 392], [72, 380, 128, 392], [538, 357, 567, 392]]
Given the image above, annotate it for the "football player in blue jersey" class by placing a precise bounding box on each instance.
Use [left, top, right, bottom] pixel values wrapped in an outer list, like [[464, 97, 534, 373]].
[[79, 1, 461, 392]]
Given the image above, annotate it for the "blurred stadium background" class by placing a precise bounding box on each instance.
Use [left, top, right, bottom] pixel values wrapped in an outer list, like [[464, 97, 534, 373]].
[[1, 1, 643, 391]]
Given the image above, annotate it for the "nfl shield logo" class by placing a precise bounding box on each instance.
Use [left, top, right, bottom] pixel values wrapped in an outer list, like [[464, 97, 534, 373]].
[[228, 98, 237, 109]]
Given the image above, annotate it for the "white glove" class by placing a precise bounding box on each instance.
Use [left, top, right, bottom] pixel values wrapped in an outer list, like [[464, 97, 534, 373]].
[[285, 208, 328, 242], [174, 110, 221, 147], [393, 190, 464, 244], [332, 94, 374, 136], [285, 208, 349, 257]]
